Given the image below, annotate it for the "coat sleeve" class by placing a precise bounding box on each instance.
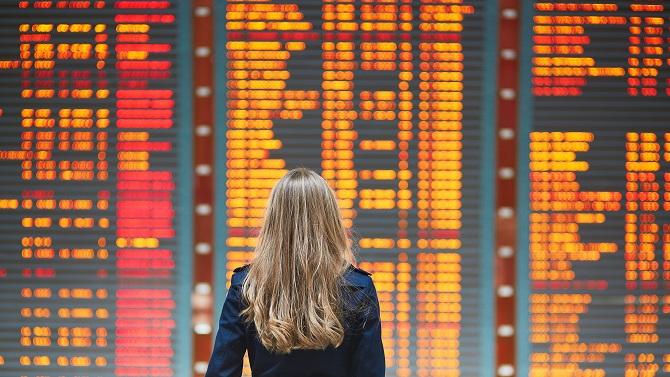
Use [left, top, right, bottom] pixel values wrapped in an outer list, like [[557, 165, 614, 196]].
[[351, 280, 386, 377], [205, 280, 246, 377]]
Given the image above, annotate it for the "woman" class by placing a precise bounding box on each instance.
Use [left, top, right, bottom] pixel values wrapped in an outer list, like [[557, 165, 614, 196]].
[[205, 167, 385, 377]]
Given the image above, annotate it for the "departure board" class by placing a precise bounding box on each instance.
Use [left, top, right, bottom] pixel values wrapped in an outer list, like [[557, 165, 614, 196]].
[[216, 1, 495, 376], [522, 1, 670, 376], [0, 1, 191, 377]]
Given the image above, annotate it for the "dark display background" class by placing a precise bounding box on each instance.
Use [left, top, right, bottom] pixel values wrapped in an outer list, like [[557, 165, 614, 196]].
[[0, 1, 192, 376]]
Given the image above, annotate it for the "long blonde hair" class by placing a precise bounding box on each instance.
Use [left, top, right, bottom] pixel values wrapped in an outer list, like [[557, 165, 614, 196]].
[[240, 167, 356, 353]]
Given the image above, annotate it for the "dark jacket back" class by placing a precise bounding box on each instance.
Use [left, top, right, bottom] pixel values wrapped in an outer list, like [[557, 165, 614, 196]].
[[205, 264, 385, 377]]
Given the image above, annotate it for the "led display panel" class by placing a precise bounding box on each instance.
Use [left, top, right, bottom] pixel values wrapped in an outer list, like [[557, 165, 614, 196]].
[[0, 1, 191, 376], [523, 1, 670, 376], [217, 1, 495, 376]]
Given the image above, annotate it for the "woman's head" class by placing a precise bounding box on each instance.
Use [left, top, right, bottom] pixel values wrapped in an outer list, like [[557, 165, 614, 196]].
[[240, 167, 355, 353]]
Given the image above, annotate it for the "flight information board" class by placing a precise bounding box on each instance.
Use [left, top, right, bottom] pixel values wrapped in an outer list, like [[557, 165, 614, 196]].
[[216, 1, 495, 376], [0, 1, 191, 376], [522, 1, 670, 376]]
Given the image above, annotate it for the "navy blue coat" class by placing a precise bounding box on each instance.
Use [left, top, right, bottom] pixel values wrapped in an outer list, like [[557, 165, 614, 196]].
[[205, 264, 385, 377]]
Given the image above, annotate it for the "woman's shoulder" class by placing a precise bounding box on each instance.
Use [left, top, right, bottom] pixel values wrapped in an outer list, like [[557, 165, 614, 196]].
[[231, 263, 373, 287], [230, 264, 250, 286], [342, 265, 379, 328], [233, 264, 250, 273], [343, 264, 373, 288]]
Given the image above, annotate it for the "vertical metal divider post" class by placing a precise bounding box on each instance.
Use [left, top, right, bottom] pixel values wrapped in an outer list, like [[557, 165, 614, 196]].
[[494, 1, 521, 376], [191, 1, 216, 376]]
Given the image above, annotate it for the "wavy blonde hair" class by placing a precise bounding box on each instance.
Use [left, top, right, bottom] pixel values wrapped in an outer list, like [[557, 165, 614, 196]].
[[240, 167, 355, 353]]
